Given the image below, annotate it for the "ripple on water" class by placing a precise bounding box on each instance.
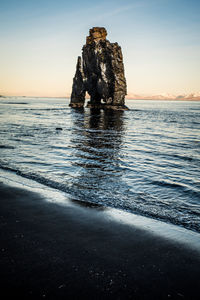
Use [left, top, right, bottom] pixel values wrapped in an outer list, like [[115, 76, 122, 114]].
[[0, 98, 200, 232]]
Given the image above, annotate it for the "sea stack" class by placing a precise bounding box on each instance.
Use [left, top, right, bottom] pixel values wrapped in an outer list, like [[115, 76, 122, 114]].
[[70, 27, 128, 110]]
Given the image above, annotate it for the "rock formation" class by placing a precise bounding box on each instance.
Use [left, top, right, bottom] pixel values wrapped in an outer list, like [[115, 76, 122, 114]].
[[70, 27, 128, 110]]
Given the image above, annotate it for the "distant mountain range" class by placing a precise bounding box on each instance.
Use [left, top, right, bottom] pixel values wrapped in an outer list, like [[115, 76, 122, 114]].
[[1, 93, 200, 100], [126, 93, 200, 101]]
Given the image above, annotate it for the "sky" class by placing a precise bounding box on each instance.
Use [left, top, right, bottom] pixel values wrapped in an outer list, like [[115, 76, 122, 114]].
[[0, 0, 200, 97]]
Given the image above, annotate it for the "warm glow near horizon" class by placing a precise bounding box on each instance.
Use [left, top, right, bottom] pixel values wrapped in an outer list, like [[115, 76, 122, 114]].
[[0, 0, 200, 97]]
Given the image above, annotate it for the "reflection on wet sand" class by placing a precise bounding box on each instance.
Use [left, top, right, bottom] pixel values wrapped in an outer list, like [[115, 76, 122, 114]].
[[70, 198, 106, 210]]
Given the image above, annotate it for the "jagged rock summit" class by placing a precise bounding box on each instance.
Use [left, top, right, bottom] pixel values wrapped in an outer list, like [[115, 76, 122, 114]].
[[70, 27, 128, 110]]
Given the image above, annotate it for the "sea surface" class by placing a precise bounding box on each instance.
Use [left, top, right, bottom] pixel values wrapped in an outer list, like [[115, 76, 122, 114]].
[[0, 97, 200, 232]]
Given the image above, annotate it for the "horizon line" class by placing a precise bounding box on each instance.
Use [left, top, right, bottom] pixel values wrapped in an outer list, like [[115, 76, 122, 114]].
[[1, 95, 200, 101]]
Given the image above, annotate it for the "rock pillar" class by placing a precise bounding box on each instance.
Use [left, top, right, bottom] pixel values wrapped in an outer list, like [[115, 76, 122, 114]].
[[69, 27, 128, 110]]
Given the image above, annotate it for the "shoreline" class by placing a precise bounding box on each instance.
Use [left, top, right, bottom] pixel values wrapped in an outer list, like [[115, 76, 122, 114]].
[[0, 174, 200, 299], [1, 168, 200, 244]]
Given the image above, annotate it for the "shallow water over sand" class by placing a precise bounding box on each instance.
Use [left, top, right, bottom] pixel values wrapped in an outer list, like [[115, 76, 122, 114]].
[[0, 97, 200, 232]]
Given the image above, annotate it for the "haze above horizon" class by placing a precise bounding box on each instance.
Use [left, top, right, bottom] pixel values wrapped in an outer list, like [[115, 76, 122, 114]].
[[0, 0, 200, 97]]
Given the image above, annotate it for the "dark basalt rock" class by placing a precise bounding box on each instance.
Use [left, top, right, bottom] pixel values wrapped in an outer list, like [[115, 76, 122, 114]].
[[69, 27, 128, 110]]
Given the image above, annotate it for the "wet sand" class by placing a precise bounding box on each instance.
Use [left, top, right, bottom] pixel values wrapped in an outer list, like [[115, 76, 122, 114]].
[[0, 182, 200, 299]]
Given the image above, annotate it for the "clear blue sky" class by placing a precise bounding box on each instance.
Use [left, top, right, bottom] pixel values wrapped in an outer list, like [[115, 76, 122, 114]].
[[0, 0, 200, 96]]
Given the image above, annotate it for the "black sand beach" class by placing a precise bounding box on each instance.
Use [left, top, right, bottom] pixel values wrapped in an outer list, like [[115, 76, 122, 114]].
[[0, 182, 200, 299]]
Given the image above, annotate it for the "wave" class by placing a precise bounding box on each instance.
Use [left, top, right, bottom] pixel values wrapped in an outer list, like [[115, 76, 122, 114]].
[[26, 108, 67, 111], [1, 165, 200, 233], [150, 179, 200, 199], [0, 102, 29, 105], [166, 153, 199, 163], [0, 165, 73, 197], [0, 145, 15, 149]]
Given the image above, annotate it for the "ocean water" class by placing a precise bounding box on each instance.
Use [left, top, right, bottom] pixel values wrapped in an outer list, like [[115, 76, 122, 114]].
[[0, 97, 200, 232]]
